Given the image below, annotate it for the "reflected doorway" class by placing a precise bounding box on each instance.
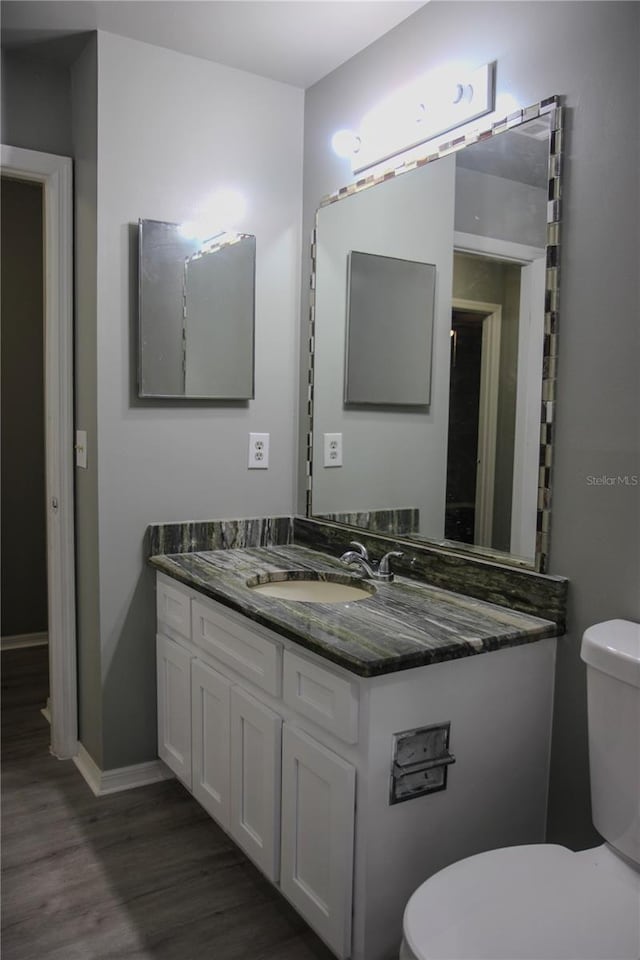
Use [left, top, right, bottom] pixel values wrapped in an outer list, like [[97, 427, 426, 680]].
[[445, 301, 502, 547], [445, 310, 484, 544]]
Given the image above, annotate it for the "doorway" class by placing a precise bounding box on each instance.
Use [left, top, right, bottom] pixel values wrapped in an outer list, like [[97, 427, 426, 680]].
[[445, 301, 502, 547], [445, 310, 483, 543], [1, 145, 77, 759], [1, 176, 49, 660]]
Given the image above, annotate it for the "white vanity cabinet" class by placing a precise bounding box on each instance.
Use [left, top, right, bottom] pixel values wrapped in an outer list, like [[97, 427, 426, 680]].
[[155, 573, 356, 958], [155, 572, 557, 960]]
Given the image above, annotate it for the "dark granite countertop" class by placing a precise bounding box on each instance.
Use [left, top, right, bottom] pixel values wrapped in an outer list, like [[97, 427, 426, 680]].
[[150, 545, 560, 678]]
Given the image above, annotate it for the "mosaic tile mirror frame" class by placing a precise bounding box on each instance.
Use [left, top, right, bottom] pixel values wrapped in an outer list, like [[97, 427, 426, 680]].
[[306, 96, 563, 574]]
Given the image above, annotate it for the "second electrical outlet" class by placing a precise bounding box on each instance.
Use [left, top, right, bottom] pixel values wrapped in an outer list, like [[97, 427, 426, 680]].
[[248, 432, 270, 469], [323, 432, 343, 467]]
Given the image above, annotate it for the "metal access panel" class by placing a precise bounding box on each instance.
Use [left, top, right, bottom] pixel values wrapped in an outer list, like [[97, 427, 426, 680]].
[[389, 722, 455, 804]]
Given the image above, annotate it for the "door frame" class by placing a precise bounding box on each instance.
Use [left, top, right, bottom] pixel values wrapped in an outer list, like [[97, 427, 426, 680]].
[[454, 232, 546, 557], [1, 144, 78, 759]]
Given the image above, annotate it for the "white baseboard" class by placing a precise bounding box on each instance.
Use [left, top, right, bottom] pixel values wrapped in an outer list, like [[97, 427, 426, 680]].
[[73, 743, 174, 797], [2, 632, 48, 650]]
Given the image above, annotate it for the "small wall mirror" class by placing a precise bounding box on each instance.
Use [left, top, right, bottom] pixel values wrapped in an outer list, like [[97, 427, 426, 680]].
[[344, 251, 436, 405], [138, 219, 255, 399]]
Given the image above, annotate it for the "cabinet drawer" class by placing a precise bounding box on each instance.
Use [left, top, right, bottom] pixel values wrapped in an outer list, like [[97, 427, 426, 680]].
[[156, 576, 191, 640], [283, 650, 358, 744], [192, 598, 281, 696]]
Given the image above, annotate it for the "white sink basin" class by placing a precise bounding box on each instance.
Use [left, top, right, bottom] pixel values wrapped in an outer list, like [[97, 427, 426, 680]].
[[247, 572, 375, 603]]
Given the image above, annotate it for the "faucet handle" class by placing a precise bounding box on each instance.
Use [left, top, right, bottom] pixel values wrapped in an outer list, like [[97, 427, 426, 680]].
[[378, 550, 404, 577], [349, 541, 369, 561]]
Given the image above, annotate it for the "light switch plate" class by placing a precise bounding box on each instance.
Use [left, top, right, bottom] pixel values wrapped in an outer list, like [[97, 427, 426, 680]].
[[75, 430, 87, 469]]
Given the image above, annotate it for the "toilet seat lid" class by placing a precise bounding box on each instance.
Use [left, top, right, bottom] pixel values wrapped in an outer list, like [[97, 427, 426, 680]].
[[403, 843, 640, 960]]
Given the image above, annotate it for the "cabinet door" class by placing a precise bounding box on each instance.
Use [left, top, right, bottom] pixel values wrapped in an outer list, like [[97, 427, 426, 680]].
[[192, 659, 231, 830], [229, 686, 282, 882], [281, 724, 355, 960], [156, 634, 192, 788]]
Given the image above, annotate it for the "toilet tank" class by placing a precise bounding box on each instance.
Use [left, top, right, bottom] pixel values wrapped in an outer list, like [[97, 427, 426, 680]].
[[581, 619, 640, 865]]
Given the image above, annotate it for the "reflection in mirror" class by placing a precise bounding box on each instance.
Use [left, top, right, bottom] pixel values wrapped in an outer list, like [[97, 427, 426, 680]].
[[345, 252, 436, 405], [138, 220, 255, 399], [308, 100, 562, 572]]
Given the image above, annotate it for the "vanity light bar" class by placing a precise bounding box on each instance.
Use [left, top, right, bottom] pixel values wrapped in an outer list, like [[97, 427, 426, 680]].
[[334, 62, 495, 174]]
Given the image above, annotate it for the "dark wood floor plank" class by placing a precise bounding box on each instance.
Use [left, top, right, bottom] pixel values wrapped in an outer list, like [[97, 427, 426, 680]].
[[1, 648, 334, 960]]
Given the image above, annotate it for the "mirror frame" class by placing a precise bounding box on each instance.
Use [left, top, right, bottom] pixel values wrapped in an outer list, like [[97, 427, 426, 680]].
[[305, 96, 562, 574]]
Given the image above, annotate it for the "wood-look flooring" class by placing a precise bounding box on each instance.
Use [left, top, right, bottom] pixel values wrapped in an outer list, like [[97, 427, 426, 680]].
[[1, 646, 335, 960]]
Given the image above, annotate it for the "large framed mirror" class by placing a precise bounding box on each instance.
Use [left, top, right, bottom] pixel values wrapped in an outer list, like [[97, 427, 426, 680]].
[[138, 220, 256, 399], [307, 98, 562, 572]]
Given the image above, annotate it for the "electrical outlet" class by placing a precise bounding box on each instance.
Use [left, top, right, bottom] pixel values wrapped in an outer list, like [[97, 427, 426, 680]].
[[323, 432, 343, 467], [248, 432, 269, 469]]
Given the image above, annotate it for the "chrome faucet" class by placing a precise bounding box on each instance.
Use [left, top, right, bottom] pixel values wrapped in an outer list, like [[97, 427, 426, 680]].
[[339, 541, 404, 583]]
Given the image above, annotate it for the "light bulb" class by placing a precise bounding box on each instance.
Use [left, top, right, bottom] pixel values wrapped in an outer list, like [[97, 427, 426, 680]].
[[331, 129, 361, 158]]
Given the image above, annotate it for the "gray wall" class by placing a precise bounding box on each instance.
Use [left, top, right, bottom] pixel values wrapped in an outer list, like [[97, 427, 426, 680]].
[[0, 176, 48, 638], [455, 167, 547, 248], [1, 49, 73, 156], [94, 31, 304, 769], [71, 35, 103, 766], [1, 29, 304, 772], [302, 1, 640, 848]]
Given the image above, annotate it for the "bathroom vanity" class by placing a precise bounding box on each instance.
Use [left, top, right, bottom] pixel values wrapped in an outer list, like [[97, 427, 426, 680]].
[[150, 541, 561, 960]]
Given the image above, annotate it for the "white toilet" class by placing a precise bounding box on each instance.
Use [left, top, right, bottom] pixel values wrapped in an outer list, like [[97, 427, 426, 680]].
[[400, 619, 640, 960]]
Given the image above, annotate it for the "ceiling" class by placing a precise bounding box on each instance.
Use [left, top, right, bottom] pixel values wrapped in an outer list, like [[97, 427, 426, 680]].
[[0, 0, 427, 88]]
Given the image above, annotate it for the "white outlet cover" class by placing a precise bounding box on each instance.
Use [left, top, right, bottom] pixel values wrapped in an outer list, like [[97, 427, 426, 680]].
[[248, 432, 269, 469], [323, 432, 343, 467], [75, 430, 87, 469]]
